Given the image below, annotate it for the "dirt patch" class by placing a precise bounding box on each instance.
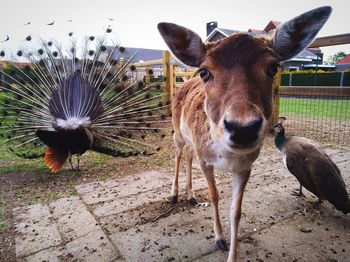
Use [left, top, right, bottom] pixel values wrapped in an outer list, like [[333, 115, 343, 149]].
[[0, 132, 175, 261], [1, 121, 349, 261]]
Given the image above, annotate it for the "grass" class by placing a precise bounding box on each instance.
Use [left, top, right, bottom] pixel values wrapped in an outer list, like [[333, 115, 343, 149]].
[[280, 97, 350, 118], [0, 161, 48, 174], [0, 145, 48, 174]]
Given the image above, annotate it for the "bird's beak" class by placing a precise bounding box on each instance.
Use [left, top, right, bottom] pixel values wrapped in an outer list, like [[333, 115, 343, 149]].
[[272, 124, 281, 133]]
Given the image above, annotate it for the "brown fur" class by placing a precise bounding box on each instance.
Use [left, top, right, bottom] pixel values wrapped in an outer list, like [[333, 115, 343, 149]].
[[158, 7, 332, 261], [171, 35, 276, 262]]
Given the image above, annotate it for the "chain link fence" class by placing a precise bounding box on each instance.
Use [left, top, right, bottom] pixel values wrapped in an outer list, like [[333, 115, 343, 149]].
[[277, 86, 350, 148]]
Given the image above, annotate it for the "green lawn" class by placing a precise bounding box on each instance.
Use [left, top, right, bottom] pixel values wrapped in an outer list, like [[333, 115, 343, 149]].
[[280, 97, 350, 118]]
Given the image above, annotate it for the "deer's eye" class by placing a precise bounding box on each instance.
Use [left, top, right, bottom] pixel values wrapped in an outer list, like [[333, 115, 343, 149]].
[[199, 68, 213, 82], [266, 64, 279, 78]]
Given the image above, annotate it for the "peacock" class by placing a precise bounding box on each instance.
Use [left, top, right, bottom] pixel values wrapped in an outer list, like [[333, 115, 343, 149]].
[[0, 29, 170, 172], [274, 117, 350, 214]]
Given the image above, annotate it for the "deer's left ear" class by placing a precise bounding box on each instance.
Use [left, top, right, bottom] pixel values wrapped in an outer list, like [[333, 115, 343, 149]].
[[272, 6, 332, 61]]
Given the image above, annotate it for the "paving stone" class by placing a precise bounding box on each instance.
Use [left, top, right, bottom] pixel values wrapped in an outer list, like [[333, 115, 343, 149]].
[[109, 211, 217, 262], [91, 171, 210, 218], [14, 143, 350, 262], [253, 215, 350, 262], [76, 171, 171, 205], [65, 230, 120, 261], [49, 197, 102, 242], [49, 196, 85, 216], [92, 186, 171, 217], [14, 204, 61, 258], [14, 204, 53, 224], [104, 169, 308, 262], [23, 246, 68, 262]]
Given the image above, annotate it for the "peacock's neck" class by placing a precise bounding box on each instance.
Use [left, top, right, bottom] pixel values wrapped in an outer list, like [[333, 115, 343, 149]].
[[275, 132, 288, 151]]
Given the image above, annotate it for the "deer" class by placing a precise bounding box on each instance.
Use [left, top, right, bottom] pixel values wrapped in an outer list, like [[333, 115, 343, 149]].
[[157, 6, 332, 261]]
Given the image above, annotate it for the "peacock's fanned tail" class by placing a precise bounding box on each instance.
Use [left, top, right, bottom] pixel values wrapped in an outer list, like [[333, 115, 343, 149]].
[[0, 30, 171, 167]]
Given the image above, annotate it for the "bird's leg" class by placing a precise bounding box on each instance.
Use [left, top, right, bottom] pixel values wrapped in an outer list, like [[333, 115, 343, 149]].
[[68, 152, 74, 171], [77, 154, 80, 171], [292, 183, 305, 197], [312, 198, 323, 209]]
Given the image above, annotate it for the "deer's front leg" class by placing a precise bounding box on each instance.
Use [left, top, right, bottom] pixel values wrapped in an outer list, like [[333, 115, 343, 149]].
[[199, 161, 228, 251], [172, 135, 185, 204], [185, 148, 197, 205], [227, 170, 250, 262]]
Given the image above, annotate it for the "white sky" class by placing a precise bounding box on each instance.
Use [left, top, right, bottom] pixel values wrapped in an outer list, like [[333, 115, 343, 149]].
[[0, 0, 349, 61]]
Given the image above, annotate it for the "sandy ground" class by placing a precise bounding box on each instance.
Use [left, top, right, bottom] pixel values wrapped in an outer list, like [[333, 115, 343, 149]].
[[6, 136, 350, 262]]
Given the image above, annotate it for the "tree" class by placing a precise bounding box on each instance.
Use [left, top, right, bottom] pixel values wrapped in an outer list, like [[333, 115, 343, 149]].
[[326, 51, 347, 65]]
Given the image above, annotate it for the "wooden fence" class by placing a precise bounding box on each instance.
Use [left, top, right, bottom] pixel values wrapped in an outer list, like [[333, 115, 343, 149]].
[[131, 33, 350, 147], [130, 50, 195, 103], [272, 33, 350, 148], [271, 33, 350, 125]]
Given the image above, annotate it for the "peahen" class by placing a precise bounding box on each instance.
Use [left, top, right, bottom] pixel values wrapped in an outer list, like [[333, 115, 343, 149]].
[[274, 117, 350, 214], [0, 30, 170, 172]]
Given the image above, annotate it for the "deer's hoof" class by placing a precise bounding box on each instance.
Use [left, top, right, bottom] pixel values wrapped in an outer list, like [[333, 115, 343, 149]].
[[171, 196, 178, 204], [188, 197, 198, 205], [216, 239, 229, 251]]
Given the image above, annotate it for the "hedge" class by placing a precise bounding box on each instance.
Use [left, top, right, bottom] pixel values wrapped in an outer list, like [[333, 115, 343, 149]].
[[281, 71, 350, 86]]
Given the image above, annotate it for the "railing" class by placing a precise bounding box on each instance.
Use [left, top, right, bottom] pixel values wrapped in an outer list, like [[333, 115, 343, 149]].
[[131, 33, 350, 147], [130, 50, 195, 103], [271, 33, 350, 125], [271, 33, 350, 148]]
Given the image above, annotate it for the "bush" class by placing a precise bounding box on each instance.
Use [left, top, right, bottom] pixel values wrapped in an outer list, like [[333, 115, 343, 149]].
[[281, 71, 350, 86]]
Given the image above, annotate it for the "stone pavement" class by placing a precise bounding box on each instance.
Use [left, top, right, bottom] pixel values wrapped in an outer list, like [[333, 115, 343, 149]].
[[14, 146, 350, 262]]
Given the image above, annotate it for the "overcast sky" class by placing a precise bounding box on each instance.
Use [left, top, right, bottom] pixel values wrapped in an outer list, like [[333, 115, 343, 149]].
[[0, 0, 349, 61]]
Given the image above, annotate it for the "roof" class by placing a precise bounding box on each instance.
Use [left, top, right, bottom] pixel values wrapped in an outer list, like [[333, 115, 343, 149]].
[[205, 21, 322, 62], [218, 28, 241, 36], [206, 20, 281, 42], [248, 29, 265, 34], [263, 20, 281, 32], [0, 61, 7, 67], [336, 54, 350, 65], [206, 28, 242, 41], [295, 49, 319, 60], [0, 60, 33, 69], [109, 47, 164, 63], [302, 64, 336, 68]]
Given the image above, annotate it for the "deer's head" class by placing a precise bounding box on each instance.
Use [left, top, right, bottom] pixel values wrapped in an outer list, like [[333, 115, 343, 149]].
[[158, 6, 331, 154]]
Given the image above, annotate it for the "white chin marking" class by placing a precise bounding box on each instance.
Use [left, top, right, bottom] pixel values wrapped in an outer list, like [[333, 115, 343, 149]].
[[225, 142, 261, 155], [56, 117, 91, 130]]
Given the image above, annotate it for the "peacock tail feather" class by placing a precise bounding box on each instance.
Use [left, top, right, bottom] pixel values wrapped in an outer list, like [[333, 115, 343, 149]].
[[0, 30, 171, 171]]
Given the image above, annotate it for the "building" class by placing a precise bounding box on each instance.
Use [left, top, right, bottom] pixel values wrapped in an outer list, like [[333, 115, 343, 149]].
[[205, 21, 323, 71], [336, 54, 350, 70], [108, 47, 163, 63]]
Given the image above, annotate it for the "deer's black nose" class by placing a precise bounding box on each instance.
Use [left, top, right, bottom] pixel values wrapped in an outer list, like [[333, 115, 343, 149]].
[[224, 117, 263, 146]]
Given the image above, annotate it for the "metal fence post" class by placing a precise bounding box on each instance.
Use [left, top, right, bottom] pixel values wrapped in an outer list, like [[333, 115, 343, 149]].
[[289, 73, 292, 86], [270, 69, 282, 126], [340, 71, 344, 87]]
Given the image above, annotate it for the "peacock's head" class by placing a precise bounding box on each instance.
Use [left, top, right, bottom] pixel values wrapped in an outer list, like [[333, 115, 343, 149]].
[[273, 116, 286, 135]]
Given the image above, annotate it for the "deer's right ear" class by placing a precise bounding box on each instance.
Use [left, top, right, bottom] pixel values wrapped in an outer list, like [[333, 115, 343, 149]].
[[158, 22, 205, 67]]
